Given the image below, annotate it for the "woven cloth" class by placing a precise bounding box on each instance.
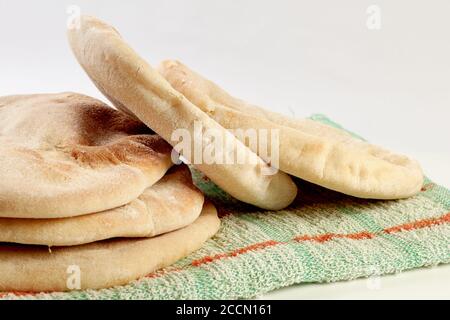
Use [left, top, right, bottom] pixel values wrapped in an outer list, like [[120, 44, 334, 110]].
[[2, 114, 449, 300]]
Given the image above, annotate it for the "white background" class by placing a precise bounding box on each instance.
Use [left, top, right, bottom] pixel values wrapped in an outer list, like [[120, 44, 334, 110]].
[[0, 0, 449, 299]]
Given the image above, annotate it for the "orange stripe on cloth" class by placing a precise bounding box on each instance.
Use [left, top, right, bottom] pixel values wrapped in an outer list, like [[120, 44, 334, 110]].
[[384, 212, 450, 234], [191, 240, 279, 266], [190, 212, 450, 267], [144, 267, 184, 279], [294, 231, 374, 243]]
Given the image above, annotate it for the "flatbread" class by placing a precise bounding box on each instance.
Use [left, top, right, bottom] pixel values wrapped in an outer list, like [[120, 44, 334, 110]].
[[0, 92, 173, 218], [158, 60, 424, 199], [0, 202, 219, 292], [0, 165, 203, 246], [67, 15, 298, 210]]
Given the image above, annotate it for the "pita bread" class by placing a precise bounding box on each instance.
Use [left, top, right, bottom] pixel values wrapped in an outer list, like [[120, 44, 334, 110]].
[[0, 202, 219, 292], [67, 15, 297, 210], [158, 60, 424, 199], [0, 165, 203, 246], [0, 92, 173, 218]]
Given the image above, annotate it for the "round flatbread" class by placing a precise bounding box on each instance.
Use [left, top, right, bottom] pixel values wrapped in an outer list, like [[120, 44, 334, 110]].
[[0, 92, 173, 218], [67, 15, 297, 210], [0, 165, 203, 246], [0, 202, 220, 292], [158, 60, 424, 199]]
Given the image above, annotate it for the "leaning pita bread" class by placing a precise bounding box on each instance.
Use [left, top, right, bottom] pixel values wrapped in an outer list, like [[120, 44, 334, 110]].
[[0, 202, 219, 292], [0, 165, 204, 246], [67, 15, 297, 210], [159, 60, 424, 199], [0, 92, 173, 218]]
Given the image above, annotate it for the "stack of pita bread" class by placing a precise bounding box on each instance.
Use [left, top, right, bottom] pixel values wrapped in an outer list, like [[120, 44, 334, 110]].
[[0, 93, 220, 291], [0, 14, 424, 293]]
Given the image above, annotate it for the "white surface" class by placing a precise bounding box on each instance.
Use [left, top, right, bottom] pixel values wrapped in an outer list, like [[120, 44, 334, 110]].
[[263, 264, 450, 300], [0, 0, 449, 299]]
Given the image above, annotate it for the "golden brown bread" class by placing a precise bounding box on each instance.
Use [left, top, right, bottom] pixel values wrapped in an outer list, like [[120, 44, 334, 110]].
[[159, 60, 424, 199], [0, 92, 173, 218], [0, 165, 204, 246], [0, 202, 220, 292]]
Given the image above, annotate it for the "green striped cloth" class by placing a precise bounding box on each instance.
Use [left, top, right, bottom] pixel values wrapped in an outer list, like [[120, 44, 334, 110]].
[[3, 114, 450, 299]]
